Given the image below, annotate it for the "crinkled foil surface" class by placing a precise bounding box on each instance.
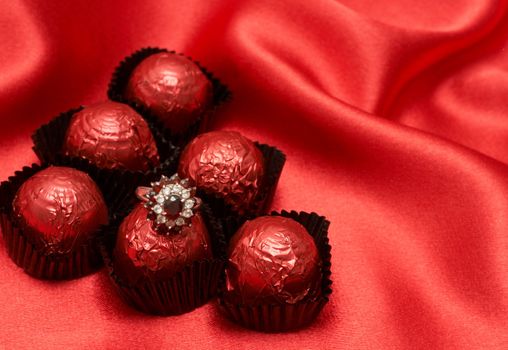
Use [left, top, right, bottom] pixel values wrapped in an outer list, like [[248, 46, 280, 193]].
[[64, 101, 160, 171], [113, 204, 212, 285], [12, 166, 108, 254], [226, 216, 321, 305], [178, 130, 265, 212], [125, 52, 212, 132]]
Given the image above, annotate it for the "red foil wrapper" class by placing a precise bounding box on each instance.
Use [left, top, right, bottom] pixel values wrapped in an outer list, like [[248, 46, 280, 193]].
[[11, 166, 108, 255], [113, 203, 212, 286], [63, 101, 160, 172], [225, 216, 321, 305], [178, 131, 265, 213], [99, 200, 226, 315], [125, 52, 213, 133]]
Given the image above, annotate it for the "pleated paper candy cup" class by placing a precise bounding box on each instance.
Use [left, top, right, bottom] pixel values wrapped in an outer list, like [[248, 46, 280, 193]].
[[218, 210, 333, 332], [0, 163, 120, 280], [98, 202, 227, 315]]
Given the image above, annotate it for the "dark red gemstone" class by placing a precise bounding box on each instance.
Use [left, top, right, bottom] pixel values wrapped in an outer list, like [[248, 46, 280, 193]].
[[164, 195, 182, 217]]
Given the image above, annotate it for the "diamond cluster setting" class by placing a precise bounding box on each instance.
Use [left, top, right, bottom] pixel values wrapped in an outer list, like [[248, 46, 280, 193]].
[[138, 174, 201, 235]]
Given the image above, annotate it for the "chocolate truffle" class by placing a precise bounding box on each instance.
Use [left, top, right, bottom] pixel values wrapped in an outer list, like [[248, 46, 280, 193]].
[[63, 101, 160, 171], [124, 52, 213, 132], [12, 166, 108, 255], [113, 204, 212, 285], [178, 131, 265, 212], [225, 216, 321, 305]]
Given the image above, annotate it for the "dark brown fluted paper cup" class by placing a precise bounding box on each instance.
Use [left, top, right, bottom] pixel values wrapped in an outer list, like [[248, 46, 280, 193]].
[[0, 164, 116, 280], [98, 202, 227, 315], [217, 210, 333, 332]]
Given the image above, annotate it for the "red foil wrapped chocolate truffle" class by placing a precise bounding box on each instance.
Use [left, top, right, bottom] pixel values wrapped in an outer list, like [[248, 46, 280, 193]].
[[225, 216, 321, 305], [63, 101, 160, 171], [113, 175, 212, 285], [178, 130, 265, 212], [124, 52, 213, 132], [12, 166, 108, 255]]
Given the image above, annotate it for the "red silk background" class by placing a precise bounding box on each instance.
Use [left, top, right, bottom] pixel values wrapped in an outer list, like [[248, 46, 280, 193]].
[[1, 0, 508, 348]]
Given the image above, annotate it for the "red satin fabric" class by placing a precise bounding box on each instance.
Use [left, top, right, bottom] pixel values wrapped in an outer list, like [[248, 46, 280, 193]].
[[1, 0, 508, 348]]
